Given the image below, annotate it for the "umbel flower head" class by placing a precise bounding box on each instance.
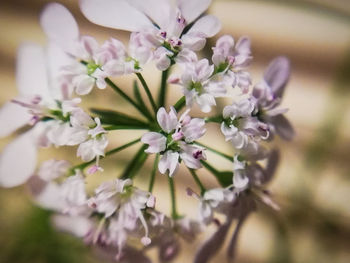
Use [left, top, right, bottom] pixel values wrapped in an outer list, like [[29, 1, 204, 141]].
[[0, 0, 295, 262]]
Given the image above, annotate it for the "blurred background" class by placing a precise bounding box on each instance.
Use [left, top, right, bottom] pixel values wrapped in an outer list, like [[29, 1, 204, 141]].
[[0, 0, 350, 262]]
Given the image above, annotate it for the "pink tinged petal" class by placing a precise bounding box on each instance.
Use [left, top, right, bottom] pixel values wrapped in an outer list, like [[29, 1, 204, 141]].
[[196, 59, 214, 82], [0, 102, 32, 137], [180, 146, 203, 169], [194, 219, 232, 263], [141, 132, 167, 153], [271, 114, 295, 141], [16, 43, 50, 98], [53, 215, 93, 238], [182, 118, 206, 142], [227, 214, 249, 260], [128, 0, 172, 30], [181, 33, 207, 51], [157, 107, 178, 133], [199, 202, 213, 224], [205, 81, 227, 97], [264, 56, 290, 99], [74, 75, 95, 95], [235, 36, 251, 55], [196, 93, 216, 113], [175, 49, 197, 64], [47, 43, 75, 86], [177, 0, 211, 24], [233, 170, 249, 189], [29, 179, 66, 211], [0, 131, 37, 187], [236, 71, 252, 92], [220, 123, 236, 140], [158, 151, 179, 176], [267, 107, 288, 117], [187, 15, 221, 38], [79, 0, 153, 32], [262, 149, 280, 184], [154, 47, 173, 71], [40, 3, 79, 52]]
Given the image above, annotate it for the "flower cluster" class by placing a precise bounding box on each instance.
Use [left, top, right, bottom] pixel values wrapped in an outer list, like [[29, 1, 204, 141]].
[[0, 1, 294, 262]]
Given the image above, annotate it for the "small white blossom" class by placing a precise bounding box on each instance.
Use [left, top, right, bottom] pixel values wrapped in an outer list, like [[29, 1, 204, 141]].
[[142, 107, 206, 176]]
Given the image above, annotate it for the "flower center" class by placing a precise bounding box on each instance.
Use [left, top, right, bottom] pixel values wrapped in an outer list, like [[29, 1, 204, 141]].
[[190, 81, 203, 94], [86, 61, 100, 75]]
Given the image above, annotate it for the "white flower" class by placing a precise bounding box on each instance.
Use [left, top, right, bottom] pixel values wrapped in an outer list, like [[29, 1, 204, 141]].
[[221, 98, 269, 155], [212, 35, 252, 92], [142, 107, 206, 176], [88, 179, 155, 255], [60, 172, 87, 209], [0, 42, 75, 188], [79, 0, 221, 70], [180, 59, 227, 112], [70, 110, 109, 164], [188, 187, 234, 224], [232, 155, 249, 189], [252, 56, 295, 140], [37, 159, 70, 181]]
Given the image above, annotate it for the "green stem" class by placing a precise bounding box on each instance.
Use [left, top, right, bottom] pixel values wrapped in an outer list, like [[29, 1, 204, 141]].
[[158, 69, 170, 107], [120, 144, 148, 179], [201, 160, 233, 187], [168, 176, 179, 219], [105, 78, 153, 121], [148, 154, 159, 192], [195, 141, 233, 161], [103, 125, 149, 130], [70, 138, 140, 173], [136, 73, 158, 114], [201, 160, 219, 174], [205, 115, 223, 123], [188, 168, 206, 195], [174, 96, 186, 112]]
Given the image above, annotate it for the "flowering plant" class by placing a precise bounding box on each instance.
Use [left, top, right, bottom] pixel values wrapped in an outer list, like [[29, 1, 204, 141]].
[[0, 0, 294, 262]]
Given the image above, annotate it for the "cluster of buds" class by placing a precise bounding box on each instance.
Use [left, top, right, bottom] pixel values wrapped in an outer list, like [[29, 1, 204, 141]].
[[0, 0, 294, 262]]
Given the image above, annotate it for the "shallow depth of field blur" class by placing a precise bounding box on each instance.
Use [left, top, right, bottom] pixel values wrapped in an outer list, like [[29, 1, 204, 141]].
[[1, 0, 350, 262]]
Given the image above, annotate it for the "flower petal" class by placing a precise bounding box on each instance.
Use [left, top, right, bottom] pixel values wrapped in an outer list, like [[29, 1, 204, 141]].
[[40, 3, 79, 51], [194, 219, 232, 263], [129, 0, 172, 30], [264, 56, 290, 99], [271, 114, 295, 141], [157, 107, 178, 133], [187, 15, 221, 38], [177, 0, 211, 24], [0, 131, 37, 187], [158, 151, 179, 176], [79, 0, 153, 32], [53, 214, 93, 238], [141, 132, 166, 153], [0, 102, 32, 138], [16, 43, 50, 98]]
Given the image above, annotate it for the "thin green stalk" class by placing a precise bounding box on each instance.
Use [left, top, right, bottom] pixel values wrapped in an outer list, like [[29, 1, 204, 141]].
[[188, 169, 206, 195], [105, 78, 153, 121], [195, 141, 233, 161], [148, 154, 159, 192], [205, 115, 223, 123], [70, 138, 140, 173], [103, 125, 149, 130], [120, 144, 148, 179], [174, 96, 186, 112], [168, 176, 179, 219], [201, 160, 219, 174], [201, 160, 233, 187], [158, 69, 169, 107], [136, 73, 158, 114]]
